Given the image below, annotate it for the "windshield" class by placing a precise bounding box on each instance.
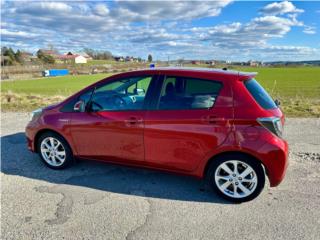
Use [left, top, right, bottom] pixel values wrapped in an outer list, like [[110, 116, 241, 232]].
[[244, 79, 277, 110]]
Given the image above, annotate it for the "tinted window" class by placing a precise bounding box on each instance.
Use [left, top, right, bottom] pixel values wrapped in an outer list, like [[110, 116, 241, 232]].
[[83, 76, 152, 111], [244, 79, 277, 109], [158, 76, 222, 110]]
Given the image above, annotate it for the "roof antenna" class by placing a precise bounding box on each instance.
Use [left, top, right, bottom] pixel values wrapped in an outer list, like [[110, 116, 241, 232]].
[[222, 67, 228, 71]]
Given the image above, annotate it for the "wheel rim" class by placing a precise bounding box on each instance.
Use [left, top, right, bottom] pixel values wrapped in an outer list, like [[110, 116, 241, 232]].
[[214, 160, 258, 199], [40, 137, 66, 167]]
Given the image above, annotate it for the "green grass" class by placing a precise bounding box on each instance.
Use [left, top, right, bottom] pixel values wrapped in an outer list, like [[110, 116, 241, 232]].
[[1, 67, 320, 116], [84, 60, 122, 66], [1, 73, 112, 96], [233, 66, 320, 99]]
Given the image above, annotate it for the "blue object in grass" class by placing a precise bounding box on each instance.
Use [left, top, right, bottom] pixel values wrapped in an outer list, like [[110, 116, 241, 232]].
[[43, 69, 69, 77]]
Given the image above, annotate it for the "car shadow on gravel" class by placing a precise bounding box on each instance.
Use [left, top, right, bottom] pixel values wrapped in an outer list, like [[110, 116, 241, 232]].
[[1, 132, 230, 204]]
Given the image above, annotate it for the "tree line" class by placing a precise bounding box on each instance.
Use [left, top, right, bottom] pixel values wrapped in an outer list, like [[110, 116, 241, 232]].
[[0, 47, 56, 65], [1, 47, 24, 65], [1, 46, 154, 66]]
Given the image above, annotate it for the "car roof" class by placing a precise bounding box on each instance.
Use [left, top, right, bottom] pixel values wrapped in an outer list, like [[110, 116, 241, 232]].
[[131, 67, 257, 81]]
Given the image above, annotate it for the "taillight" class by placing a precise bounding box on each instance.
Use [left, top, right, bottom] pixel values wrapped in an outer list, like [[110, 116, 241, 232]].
[[257, 117, 283, 138]]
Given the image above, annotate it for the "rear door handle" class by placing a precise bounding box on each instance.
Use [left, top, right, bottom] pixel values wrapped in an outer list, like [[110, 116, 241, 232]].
[[203, 115, 224, 124]]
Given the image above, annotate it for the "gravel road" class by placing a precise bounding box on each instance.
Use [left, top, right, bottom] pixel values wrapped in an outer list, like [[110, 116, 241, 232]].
[[1, 113, 320, 240]]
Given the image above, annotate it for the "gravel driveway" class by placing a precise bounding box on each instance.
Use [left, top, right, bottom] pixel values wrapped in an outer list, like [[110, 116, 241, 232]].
[[1, 113, 320, 240]]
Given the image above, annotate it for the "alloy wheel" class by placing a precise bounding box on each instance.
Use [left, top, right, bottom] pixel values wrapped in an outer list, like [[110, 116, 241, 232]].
[[40, 137, 66, 167], [214, 160, 258, 199]]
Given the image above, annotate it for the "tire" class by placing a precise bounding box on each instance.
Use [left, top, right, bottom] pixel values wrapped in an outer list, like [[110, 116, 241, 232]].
[[206, 153, 265, 203], [37, 131, 74, 169]]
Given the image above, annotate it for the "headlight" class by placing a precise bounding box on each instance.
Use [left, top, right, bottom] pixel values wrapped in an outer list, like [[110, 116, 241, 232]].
[[30, 108, 43, 121]]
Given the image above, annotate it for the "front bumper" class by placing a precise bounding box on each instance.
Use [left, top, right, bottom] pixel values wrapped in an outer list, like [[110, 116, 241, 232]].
[[25, 121, 38, 152]]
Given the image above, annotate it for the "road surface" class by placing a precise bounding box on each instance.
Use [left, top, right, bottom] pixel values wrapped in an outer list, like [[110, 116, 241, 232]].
[[1, 113, 320, 240]]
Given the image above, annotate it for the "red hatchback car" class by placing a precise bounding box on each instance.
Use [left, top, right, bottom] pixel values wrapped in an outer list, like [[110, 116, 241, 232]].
[[26, 68, 288, 202]]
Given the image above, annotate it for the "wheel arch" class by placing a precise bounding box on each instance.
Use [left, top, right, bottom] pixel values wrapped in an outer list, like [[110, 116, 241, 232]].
[[203, 151, 266, 179], [34, 128, 74, 154]]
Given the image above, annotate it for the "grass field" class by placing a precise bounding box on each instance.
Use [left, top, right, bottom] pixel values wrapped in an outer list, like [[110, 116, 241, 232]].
[[235, 66, 320, 98], [1, 67, 320, 117], [1, 73, 112, 96]]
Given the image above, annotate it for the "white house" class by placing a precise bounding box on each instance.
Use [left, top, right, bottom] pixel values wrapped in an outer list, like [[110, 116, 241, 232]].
[[74, 55, 87, 64]]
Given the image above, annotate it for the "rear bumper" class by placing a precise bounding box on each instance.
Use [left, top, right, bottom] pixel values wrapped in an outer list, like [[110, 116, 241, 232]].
[[259, 137, 289, 187]]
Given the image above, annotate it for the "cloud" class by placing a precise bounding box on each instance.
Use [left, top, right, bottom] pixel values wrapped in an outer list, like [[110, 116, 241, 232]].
[[1, 29, 39, 40], [94, 4, 110, 16], [1, 0, 318, 61], [193, 15, 303, 49], [14, 2, 72, 15], [261, 1, 304, 16], [114, 0, 233, 21], [303, 26, 316, 35]]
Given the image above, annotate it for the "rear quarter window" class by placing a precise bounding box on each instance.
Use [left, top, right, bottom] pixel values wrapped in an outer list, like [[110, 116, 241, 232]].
[[244, 79, 277, 109]]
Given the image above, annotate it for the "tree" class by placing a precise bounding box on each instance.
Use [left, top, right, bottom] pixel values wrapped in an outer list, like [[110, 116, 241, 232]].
[[15, 50, 23, 64], [83, 48, 113, 60], [148, 54, 153, 62], [42, 54, 55, 64], [1, 47, 16, 65], [36, 49, 44, 59], [83, 48, 95, 58], [37, 49, 55, 64]]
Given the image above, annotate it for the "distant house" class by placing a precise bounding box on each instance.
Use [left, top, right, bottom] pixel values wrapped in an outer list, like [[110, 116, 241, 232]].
[[74, 55, 87, 64], [125, 56, 133, 62], [248, 60, 261, 67], [58, 53, 87, 64], [114, 56, 124, 62], [78, 52, 92, 60], [67, 52, 93, 61]]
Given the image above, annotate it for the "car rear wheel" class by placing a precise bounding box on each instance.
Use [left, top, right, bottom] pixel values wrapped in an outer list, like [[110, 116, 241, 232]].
[[37, 132, 73, 169], [207, 154, 265, 202]]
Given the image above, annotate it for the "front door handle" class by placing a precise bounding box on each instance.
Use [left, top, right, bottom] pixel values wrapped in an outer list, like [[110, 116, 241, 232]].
[[125, 117, 143, 125]]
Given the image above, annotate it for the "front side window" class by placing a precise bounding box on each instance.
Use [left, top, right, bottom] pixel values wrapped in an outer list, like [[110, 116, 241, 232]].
[[81, 76, 152, 111], [158, 76, 222, 110]]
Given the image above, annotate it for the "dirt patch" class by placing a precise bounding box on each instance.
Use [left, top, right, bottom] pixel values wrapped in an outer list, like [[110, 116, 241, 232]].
[[294, 152, 320, 162]]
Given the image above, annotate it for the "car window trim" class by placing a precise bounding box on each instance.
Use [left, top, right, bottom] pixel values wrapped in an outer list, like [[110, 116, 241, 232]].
[[88, 74, 159, 112]]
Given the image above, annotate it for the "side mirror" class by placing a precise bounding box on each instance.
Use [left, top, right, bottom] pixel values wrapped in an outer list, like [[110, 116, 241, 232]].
[[73, 100, 85, 112], [275, 99, 281, 107]]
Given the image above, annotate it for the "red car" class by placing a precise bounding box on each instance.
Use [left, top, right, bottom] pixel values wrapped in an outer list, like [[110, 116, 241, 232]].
[[25, 68, 288, 202]]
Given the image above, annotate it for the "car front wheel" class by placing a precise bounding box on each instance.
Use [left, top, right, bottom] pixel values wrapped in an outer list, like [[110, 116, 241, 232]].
[[37, 132, 73, 169], [207, 154, 265, 202]]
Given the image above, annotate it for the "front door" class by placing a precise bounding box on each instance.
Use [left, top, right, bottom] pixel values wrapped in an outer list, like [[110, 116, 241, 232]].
[[69, 74, 156, 163]]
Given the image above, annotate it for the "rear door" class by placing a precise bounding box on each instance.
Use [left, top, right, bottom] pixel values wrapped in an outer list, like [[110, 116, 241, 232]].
[[144, 74, 233, 172]]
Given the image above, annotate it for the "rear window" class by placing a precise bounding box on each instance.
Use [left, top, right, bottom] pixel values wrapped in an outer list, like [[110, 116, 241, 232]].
[[244, 79, 277, 109]]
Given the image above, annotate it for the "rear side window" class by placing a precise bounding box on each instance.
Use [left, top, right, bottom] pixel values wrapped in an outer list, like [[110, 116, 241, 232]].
[[158, 76, 222, 110], [244, 79, 277, 109]]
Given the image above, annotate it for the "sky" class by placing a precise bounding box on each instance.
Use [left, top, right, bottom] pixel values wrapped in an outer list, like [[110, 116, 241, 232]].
[[1, 0, 320, 61]]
